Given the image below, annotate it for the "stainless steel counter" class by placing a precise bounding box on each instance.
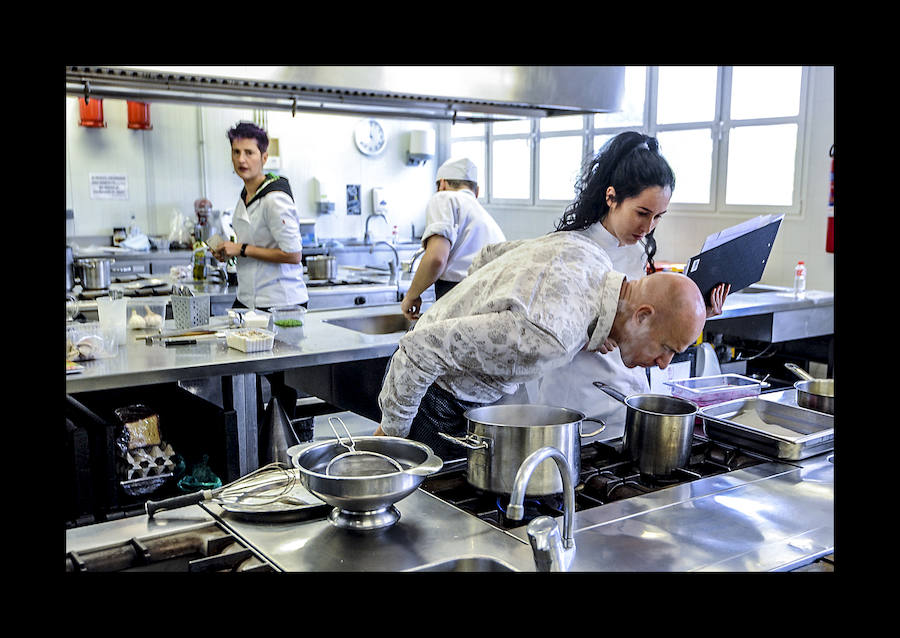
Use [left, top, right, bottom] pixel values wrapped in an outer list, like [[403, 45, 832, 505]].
[[708, 284, 834, 342], [64, 281, 834, 571], [67, 302, 411, 475], [64, 447, 833, 572]]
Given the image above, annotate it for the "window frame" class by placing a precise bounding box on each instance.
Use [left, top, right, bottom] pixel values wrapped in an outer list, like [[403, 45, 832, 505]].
[[444, 66, 811, 218]]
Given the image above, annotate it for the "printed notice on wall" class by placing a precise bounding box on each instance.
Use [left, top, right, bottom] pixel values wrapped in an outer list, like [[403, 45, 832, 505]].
[[90, 173, 128, 200]]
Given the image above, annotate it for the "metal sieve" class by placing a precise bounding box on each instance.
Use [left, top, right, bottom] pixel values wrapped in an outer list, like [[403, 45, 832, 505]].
[[324, 417, 402, 477]]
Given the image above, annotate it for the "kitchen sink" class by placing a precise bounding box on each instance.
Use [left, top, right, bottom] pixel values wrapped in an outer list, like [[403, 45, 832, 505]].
[[407, 556, 519, 572], [324, 313, 414, 335]]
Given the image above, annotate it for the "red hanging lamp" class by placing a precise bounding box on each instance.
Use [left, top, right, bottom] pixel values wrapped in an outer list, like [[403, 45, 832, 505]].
[[127, 101, 152, 130], [78, 97, 106, 128]]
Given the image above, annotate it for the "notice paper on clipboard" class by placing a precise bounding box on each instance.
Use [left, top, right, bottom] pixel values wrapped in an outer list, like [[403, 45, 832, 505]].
[[686, 214, 783, 303]]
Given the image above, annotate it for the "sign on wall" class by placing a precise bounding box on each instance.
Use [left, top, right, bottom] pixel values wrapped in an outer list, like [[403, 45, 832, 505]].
[[90, 173, 128, 200]]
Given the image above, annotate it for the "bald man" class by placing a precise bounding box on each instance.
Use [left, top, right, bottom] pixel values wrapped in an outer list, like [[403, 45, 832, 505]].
[[374, 229, 706, 459]]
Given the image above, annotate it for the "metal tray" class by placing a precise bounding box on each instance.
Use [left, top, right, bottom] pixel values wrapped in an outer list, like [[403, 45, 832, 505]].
[[208, 474, 330, 523], [698, 392, 833, 460]]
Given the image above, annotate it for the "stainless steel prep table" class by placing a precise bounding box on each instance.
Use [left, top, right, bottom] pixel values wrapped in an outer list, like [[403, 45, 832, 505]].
[[66, 303, 412, 477], [65, 448, 833, 572], [706, 283, 834, 343]]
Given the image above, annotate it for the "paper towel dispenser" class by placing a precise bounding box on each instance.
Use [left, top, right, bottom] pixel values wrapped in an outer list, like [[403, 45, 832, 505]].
[[407, 129, 435, 166]]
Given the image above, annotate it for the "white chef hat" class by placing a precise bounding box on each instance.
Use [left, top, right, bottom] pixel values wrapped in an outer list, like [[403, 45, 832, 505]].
[[436, 157, 478, 183]]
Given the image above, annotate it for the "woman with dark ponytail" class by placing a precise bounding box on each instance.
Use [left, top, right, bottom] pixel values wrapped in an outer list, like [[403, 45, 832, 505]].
[[556, 131, 674, 274], [531, 130, 729, 423]]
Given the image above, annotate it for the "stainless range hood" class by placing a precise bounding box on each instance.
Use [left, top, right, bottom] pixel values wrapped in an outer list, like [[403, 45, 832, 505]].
[[65, 66, 625, 122]]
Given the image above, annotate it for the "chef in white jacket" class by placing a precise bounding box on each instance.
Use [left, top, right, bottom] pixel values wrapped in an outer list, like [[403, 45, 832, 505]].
[[533, 132, 728, 429], [401, 157, 505, 319], [213, 121, 308, 420]]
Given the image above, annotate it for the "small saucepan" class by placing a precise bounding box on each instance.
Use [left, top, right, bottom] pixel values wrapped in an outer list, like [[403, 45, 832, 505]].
[[593, 382, 698, 478], [784, 363, 834, 415]]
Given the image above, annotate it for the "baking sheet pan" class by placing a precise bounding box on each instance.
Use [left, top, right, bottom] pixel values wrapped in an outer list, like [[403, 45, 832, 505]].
[[698, 391, 833, 460]]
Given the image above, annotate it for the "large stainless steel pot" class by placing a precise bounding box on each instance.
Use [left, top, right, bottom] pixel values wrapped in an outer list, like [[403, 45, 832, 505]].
[[306, 255, 337, 280], [784, 363, 834, 415], [593, 382, 698, 478], [77, 257, 114, 290], [438, 404, 606, 496]]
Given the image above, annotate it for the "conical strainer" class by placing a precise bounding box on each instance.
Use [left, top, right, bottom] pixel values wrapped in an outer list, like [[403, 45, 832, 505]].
[[325, 417, 403, 477]]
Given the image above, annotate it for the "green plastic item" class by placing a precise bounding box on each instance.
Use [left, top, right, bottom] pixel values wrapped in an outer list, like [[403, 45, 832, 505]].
[[177, 454, 222, 493], [274, 318, 303, 327]]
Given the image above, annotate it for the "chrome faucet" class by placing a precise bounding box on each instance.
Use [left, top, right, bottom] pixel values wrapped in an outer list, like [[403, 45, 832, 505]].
[[369, 241, 400, 287], [364, 213, 388, 245], [506, 446, 576, 572]]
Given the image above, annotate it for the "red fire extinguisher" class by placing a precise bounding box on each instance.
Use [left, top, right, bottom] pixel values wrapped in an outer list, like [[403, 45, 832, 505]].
[[826, 145, 834, 253]]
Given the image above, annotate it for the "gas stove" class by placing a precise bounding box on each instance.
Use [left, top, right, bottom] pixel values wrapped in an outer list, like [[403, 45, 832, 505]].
[[419, 435, 772, 532]]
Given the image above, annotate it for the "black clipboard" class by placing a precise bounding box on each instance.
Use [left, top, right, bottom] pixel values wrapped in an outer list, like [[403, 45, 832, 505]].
[[685, 217, 782, 303]]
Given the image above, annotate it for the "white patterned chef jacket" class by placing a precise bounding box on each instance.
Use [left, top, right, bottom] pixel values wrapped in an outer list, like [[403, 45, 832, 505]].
[[421, 188, 506, 283], [378, 229, 625, 437]]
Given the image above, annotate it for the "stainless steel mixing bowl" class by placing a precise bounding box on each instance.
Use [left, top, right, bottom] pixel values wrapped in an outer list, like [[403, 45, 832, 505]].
[[289, 436, 442, 531]]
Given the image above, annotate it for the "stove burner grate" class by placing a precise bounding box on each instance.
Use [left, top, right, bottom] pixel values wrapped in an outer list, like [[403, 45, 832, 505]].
[[421, 436, 770, 532]]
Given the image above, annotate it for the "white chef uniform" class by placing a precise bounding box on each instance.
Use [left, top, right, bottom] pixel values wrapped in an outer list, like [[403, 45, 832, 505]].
[[422, 158, 505, 283], [533, 221, 650, 429], [231, 174, 308, 309]]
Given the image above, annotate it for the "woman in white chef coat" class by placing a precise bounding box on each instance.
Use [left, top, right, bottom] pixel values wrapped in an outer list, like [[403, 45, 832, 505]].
[[213, 121, 308, 419], [215, 121, 308, 311], [533, 131, 729, 428]]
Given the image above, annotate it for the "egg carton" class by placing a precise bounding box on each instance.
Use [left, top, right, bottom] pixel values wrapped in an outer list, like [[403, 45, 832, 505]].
[[117, 442, 177, 480], [226, 328, 275, 352]]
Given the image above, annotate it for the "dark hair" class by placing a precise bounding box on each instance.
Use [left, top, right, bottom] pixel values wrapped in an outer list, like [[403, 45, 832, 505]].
[[227, 121, 269, 154], [555, 131, 675, 273], [436, 178, 477, 192]]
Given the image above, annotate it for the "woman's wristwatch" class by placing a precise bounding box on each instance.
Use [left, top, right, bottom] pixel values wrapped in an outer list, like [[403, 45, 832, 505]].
[[240, 243, 248, 257]]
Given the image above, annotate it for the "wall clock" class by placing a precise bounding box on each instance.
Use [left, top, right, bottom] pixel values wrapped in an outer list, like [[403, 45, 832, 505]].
[[354, 118, 387, 156]]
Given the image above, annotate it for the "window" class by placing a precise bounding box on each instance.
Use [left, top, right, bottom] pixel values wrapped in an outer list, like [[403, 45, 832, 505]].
[[448, 66, 809, 217]]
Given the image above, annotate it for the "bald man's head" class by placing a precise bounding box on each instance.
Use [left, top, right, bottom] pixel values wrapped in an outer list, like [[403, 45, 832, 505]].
[[612, 272, 706, 369]]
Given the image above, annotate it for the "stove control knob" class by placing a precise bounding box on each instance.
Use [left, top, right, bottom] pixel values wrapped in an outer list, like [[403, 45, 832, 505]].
[[354, 296, 367, 305]]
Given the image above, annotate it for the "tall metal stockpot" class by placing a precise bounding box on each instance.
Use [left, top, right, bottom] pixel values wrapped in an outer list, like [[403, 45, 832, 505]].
[[306, 255, 337, 280], [593, 382, 698, 478], [77, 257, 114, 290], [438, 404, 606, 496]]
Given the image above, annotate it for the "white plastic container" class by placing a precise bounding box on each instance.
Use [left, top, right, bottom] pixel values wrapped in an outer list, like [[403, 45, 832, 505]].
[[126, 299, 167, 330], [226, 328, 275, 353]]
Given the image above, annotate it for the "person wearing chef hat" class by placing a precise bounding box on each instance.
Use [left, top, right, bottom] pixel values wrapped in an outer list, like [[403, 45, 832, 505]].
[[400, 157, 506, 320]]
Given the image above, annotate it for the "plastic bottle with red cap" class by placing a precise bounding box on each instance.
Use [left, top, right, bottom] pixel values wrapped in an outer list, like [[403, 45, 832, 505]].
[[793, 261, 807, 299]]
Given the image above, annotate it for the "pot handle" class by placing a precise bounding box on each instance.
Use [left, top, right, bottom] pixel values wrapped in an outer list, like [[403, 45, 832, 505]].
[[580, 416, 607, 438], [592, 381, 627, 404], [437, 432, 489, 450], [784, 362, 815, 381]]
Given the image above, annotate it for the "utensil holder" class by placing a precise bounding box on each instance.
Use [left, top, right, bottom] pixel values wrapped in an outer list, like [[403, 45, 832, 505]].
[[172, 294, 210, 330]]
